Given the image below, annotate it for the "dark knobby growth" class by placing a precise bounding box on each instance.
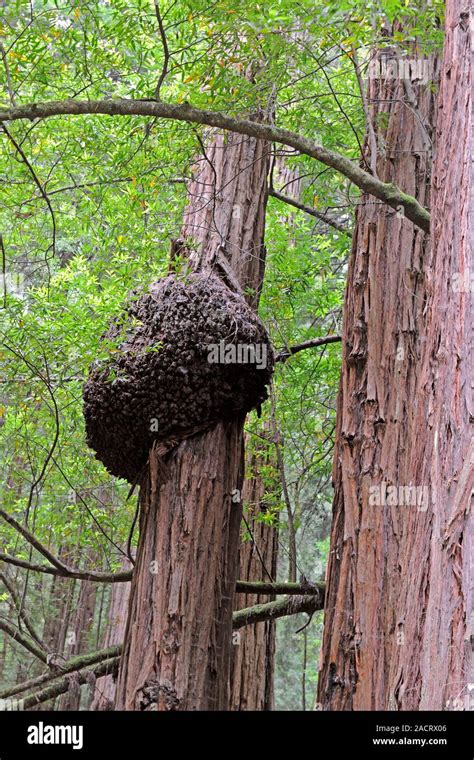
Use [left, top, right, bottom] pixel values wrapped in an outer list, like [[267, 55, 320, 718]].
[[83, 272, 273, 482]]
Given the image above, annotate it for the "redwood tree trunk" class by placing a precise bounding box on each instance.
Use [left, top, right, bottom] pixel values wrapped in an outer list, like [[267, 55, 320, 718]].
[[397, 4, 472, 709], [91, 571, 131, 711], [42, 547, 76, 659], [230, 159, 300, 710], [58, 574, 98, 710], [230, 432, 279, 710], [318, 41, 438, 708], [115, 128, 271, 710], [318, 3, 472, 710]]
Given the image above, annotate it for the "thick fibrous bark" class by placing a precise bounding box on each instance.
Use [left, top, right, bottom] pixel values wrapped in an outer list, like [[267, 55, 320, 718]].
[[115, 124, 272, 710], [318, 39, 439, 709], [0, 98, 429, 231], [395, 4, 472, 709], [115, 423, 245, 710], [319, 3, 472, 711], [180, 131, 269, 302]]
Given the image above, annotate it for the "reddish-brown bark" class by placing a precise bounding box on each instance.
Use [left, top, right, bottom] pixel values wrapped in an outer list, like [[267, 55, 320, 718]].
[[395, 3, 472, 709], [115, 128, 271, 710], [319, 3, 472, 711], [230, 158, 300, 710], [318, 45, 438, 708], [115, 423, 245, 710]]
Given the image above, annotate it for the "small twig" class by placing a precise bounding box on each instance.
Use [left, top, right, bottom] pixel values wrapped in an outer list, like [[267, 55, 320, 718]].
[[269, 386, 297, 583], [295, 613, 315, 635], [350, 47, 379, 177], [1, 124, 56, 261], [153, 1, 170, 100], [0, 42, 16, 105], [269, 188, 351, 236], [2, 343, 60, 525], [241, 513, 274, 584], [0, 234, 6, 308]]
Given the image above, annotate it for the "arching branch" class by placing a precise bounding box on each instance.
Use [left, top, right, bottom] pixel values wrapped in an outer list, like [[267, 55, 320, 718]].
[[0, 98, 430, 231], [0, 551, 132, 583]]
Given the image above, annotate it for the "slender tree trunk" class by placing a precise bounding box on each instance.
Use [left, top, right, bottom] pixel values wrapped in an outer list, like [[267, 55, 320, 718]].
[[318, 39, 440, 708], [0, 636, 6, 684], [58, 570, 98, 710], [91, 575, 131, 710], [38, 548, 76, 709], [115, 128, 271, 710], [230, 157, 300, 710], [42, 546, 76, 658], [230, 431, 279, 710]]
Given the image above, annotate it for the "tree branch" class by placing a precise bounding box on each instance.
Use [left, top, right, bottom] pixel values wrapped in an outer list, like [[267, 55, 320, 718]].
[[0, 593, 325, 704], [19, 657, 120, 710], [0, 645, 121, 700], [0, 551, 132, 583], [0, 571, 48, 650], [232, 594, 323, 629], [153, 1, 170, 100], [1, 123, 56, 258], [0, 98, 430, 231], [0, 547, 325, 591], [0, 619, 48, 664], [269, 187, 352, 235], [0, 42, 16, 106], [276, 334, 342, 363]]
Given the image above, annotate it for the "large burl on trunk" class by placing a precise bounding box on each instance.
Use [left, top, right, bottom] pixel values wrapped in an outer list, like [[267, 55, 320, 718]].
[[318, 2, 472, 711], [111, 128, 272, 710]]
